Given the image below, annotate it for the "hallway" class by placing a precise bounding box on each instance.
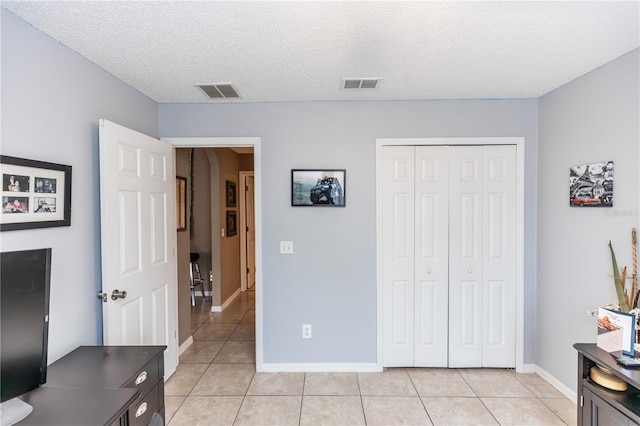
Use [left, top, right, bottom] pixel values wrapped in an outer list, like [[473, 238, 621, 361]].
[[164, 291, 576, 425]]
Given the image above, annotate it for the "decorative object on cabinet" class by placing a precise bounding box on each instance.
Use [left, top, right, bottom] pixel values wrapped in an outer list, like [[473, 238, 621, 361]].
[[176, 176, 187, 232], [570, 160, 613, 207], [0, 155, 72, 231], [291, 169, 346, 207]]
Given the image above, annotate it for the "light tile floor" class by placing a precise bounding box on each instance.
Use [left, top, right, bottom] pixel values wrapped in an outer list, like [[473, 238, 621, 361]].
[[165, 291, 576, 425]]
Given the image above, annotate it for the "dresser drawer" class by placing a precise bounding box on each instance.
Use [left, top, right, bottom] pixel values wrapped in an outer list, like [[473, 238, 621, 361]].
[[131, 383, 160, 426], [124, 356, 160, 402]]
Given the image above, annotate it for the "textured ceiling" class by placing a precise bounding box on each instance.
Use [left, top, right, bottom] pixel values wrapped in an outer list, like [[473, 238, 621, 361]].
[[2, 1, 639, 103]]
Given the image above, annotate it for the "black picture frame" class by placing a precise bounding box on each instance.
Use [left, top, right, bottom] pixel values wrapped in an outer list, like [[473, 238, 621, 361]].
[[226, 180, 237, 207], [226, 210, 237, 237], [291, 169, 346, 207], [1, 155, 72, 231]]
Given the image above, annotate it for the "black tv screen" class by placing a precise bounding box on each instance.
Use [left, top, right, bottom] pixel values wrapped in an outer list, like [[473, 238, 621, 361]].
[[0, 248, 51, 402]]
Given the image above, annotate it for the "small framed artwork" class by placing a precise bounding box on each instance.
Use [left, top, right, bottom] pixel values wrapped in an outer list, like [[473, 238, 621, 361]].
[[291, 169, 346, 207], [176, 176, 187, 231], [226, 180, 237, 207], [226, 210, 237, 237], [1, 155, 72, 231], [569, 161, 613, 207]]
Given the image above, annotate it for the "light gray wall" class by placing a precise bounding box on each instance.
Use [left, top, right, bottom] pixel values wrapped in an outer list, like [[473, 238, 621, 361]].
[[537, 49, 639, 390], [159, 99, 539, 364], [1, 10, 159, 362]]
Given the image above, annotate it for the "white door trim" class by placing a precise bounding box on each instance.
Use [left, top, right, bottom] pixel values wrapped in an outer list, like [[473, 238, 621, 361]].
[[376, 137, 525, 372], [162, 137, 263, 372]]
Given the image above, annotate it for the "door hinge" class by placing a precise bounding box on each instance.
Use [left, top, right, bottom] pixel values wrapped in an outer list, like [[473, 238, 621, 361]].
[[247, 268, 250, 273], [580, 395, 584, 407]]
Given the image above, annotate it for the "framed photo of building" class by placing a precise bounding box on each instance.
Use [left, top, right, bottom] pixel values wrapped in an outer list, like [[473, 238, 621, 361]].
[[570, 161, 613, 207], [1, 155, 72, 231], [291, 169, 346, 207]]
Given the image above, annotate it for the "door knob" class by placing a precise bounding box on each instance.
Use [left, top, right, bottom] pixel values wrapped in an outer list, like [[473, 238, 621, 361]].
[[426, 268, 432, 274], [467, 267, 473, 273], [97, 291, 108, 303], [111, 289, 127, 300]]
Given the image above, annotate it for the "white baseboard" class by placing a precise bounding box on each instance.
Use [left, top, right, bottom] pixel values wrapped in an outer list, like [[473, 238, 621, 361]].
[[178, 336, 193, 356], [211, 288, 241, 313], [520, 363, 537, 374], [533, 365, 578, 404], [261, 363, 381, 373]]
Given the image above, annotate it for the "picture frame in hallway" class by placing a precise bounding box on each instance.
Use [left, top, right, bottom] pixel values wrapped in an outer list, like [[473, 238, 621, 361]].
[[176, 176, 187, 231], [226, 180, 237, 207], [291, 169, 346, 207], [569, 160, 613, 207], [1, 155, 72, 231], [226, 210, 237, 237]]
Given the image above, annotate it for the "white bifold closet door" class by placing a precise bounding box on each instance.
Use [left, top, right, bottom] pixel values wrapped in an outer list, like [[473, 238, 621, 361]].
[[382, 145, 516, 368]]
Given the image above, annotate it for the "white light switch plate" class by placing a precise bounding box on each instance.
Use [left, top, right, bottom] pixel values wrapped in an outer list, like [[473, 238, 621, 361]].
[[280, 241, 293, 254]]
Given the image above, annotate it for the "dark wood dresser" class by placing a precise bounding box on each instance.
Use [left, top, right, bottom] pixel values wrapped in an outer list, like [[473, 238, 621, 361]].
[[575, 343, 640, 425], [18, 345, 166, 426]]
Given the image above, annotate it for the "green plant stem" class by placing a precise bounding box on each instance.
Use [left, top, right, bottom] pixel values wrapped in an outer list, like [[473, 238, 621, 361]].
[[610, 240, 630, 312]]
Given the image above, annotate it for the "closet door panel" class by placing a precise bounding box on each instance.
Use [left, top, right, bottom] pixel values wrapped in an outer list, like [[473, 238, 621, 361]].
[[414, 146, 449, 367], [482, 145, 517, 367], [382, 146, 415, 366], [449, 146, 483, 368]]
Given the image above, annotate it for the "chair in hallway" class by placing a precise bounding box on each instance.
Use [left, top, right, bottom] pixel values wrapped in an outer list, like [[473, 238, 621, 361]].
[[190, 252, 206, 306]]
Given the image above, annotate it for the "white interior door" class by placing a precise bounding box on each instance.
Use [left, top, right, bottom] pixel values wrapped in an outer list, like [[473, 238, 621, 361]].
[[448, 146, 484, 367], [414, 146, 449, 367], [99, 119, 178, 378], [481, 145, 517, 367], [381, 146, 416, 367], [382, 144, 516, 369]]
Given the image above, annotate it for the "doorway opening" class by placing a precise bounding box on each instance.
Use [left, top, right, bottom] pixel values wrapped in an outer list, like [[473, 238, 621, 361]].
[[164, 137, 263, 372]]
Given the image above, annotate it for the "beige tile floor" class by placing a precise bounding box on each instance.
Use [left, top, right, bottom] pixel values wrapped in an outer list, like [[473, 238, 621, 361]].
[[165, 291, 576, 425]]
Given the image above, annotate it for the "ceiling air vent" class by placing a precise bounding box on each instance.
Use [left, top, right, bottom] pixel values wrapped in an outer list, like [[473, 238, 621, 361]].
[[196, 83, 240, 99], [341, 78, 382, 90]]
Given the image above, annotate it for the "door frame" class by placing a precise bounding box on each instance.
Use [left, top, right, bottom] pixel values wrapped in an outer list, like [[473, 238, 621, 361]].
[[376, 137, 525, 372], [162, 137, 263, 372], [239, 171, 255, 292]]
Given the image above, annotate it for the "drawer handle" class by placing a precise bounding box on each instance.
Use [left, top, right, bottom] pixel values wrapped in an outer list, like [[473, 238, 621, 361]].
[[135, 371, 147, 385], [135, 402, 148, 418]]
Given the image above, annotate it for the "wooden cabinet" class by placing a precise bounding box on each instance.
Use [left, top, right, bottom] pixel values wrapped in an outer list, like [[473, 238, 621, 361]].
[[575, 343, 640, 425], [45, 346, 166, 425]]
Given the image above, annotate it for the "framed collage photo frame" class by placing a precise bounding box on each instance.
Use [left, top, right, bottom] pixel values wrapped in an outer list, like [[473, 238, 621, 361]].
[[1, 155, 72, 231]]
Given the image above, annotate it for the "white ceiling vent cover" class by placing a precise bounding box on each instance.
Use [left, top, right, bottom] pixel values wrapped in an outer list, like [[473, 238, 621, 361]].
[[341, 78, 382, 90], [196, 83, 240, 99]]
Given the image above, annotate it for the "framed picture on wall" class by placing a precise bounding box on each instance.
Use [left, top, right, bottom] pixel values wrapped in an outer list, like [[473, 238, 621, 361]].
[[226, 210, 237, 237], [226, 180, 237, 207], [291, 169, 346, 207], [569, 161, 613, 207], [1, 155, 72, 231]]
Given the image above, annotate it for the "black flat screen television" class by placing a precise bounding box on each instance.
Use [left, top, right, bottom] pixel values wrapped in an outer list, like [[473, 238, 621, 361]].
[[0, 248, 51, 424]]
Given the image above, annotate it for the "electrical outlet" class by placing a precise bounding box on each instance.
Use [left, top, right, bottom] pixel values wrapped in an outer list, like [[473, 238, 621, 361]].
[[302, 324, 312, 339]]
